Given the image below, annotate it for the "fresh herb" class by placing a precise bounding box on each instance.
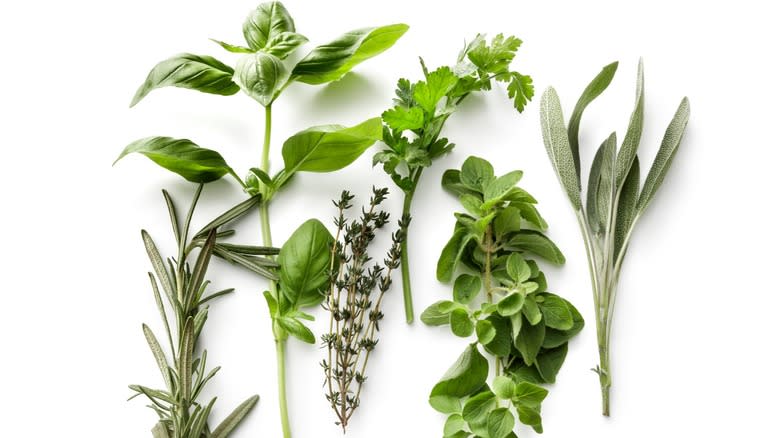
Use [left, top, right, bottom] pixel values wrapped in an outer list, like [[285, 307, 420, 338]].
[[539, 60, 690, 415], [321, 188, 410, 431], [375, 34, 534, 323], [130, 186, 275, 437], [423, 157, 583, 436], [116, 3, 407, 437]]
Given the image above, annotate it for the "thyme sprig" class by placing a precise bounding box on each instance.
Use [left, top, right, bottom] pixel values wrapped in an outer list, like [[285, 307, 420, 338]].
[[321, 188, 410, 432]]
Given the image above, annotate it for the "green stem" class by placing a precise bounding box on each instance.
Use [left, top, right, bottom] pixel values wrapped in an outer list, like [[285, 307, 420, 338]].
[[401, 169, 422, 324], [258, 104, 292, 438]]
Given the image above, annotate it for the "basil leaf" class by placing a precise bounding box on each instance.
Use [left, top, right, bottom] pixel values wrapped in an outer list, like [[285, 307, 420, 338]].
[[505, 230, 565, 265], [210, 39, 253, 54], [540, 87, 582, 208], [242, 1, 296, 51], [115, 137, 235, 183], [234, 52, 288, 107], [430, 344, 489, 412], [130, 54, 239, 107], [278, 219, 334, 308], [277, 316, 315, 344], [282, 118, 382, 175], [292, 24, 408, 85], [265, 31, 308, 59]]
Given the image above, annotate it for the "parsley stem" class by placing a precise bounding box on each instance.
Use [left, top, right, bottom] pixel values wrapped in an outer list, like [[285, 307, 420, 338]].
[[401, 168, 422, 323]]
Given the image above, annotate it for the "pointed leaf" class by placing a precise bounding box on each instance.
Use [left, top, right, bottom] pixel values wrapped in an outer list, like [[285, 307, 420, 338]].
[[194, 195, 262, 238], [515, 314, 545, 366], [141, 231, 175, 306], [454, 273, 481, 304], [142, 324, 171, 391], [242, 1, 296, 51], [540, 87, 581, 207], [615, 59, 645, 187], [265, 31, 308, 59], [115, 137, 234, 183], [505, 231, 565, 265], [614, 156, 640, 258], [487, 407, 514, 438], [278, 219, 334, 308], [234, 52, 288, 106], [211, 395, 260, 438], [430, 344, 489, 410]]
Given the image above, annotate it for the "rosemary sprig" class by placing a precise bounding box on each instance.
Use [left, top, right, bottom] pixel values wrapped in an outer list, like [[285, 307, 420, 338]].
[[129, 186, 272, 438], [321, 188, 410, 432]]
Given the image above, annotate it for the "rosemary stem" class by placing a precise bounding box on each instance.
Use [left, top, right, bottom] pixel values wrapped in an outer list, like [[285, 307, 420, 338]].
[[401, 169, 421, 323]]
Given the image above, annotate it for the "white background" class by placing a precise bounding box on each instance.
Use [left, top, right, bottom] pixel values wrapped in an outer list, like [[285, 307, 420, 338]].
[[1, 0, 778, 436]]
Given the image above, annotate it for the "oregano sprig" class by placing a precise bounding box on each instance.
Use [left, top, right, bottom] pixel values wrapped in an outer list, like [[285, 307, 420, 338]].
[[423, 157, 583, 437], [539, 59, 690, 415], [321, 188, 410, 431], [375, 34, 534, 323]]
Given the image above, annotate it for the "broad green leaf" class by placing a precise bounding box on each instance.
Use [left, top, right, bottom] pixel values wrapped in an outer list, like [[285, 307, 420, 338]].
[[437, 227, 472, 282], [476, 319, 496, 345], [442, 169, 477, 196], [234, 52, 288, 106], [514, 403, 543, 433], [493, 375, 515, 399], [484, 171, 523, 202], [382, 105, 425, 131], [444, 414, 468, 436], [115, 137, 235, 183], [535, 344, 568, 383], [540, 87, 581, 207], [211, 395, 260, 438], [142, 324, 171, 391], [461, 156, 495, 192], [506, 253, 531, 283], [515, 314, 545, 366], [277, 316, 315, 343], [130, 54, 238, 107], [493, 207, 522, 238], [462, 391, 496, 436], [430, 395, 463, 415], [450, 308, 475, 337], [282, 118, 382, 175], [542, 298, 584, 348], [522, 298, 542, 325], [242, 1, 296, 51], [513, 381, 548, 407], [568, 61, 619, 179], [484, 314, 512, 357], [278, 219, 334, 308], [515, 203, 548, 230], [459, 194, 483, 216], [454, 274, 481, 304], [636, 97, 690, 212], [506, 231, 565, 265], [265, 31, 308, 59], [413, 66, 459, 114], [538, 293, 573, 330], [497, 293, 525, 317], [486, 407, 514, 438], [421, 300, 458, 326], [615, 59, 645, 188], [430, 344, 489, 410], [292, 24, 408, 84], [614, 156, 640, 259]]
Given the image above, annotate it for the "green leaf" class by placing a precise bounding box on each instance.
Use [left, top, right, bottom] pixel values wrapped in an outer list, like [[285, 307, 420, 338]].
[[421, 300, 457, 326], [278, 219, 334, 308], [497, 293, 525, 317], [514, 403, 543, 433], [513, 381, 548, 407], [437, 227, 472, 282], [535, 344, 568, 384], [493, 207, 522, 238], [211, 394, 260, 438], [115, 137, 235, 183], [130, 54, 238, 107], [141, 230, 175, 309], [636, 97, 690, 213], [430, 395, 463, 415], [142, 324, 171, 391], [277, 316, 315, 343], [461, 156, 494, 192], [484, 314, 512, 357], [476, 319, 496, 345], [292, 24, 408, 85], [282, 118, 382, 175], [442, 169, 476, 196], [505, 253, 531, 283], [505, 71, 534, 113], [505, 231, 565, 265], [568, 61, 619, 179], [413, 66, 459, 114], [444, 414, 468, 436], [484, 171, 524, 202], [459, 194, 483, 216], [614, 156, 640, 258], [462, 391, 496, 435], [234, 52, 288, 106], [242, 1, 296, 51], [515, 203, 548, 230], [193, 195, 263, 239], [540, 87, 582, 207], [538, 293, 574, 330], [454, 274, 481, 304], [516, 314, 545, 366], [450, 308, 474, 337], [586, 140, 605, 233], [542, 298, 584, 348], [382, 105, 425, 131], [210, 38, 254, 54], [466, 34, 522, 74], [596, 133, 617, 233], [493, 375, 515, 400], [615, 59, 645, 188], [522, 298, 542, 325], [487, 407, 514, 438], [430, 344, 489, 411], [265, 31, 308, 59]]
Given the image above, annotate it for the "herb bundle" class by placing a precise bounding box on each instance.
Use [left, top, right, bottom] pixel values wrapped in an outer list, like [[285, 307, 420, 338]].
[[116, 3, 407, 436], [539, 60, 690, 415], [130, 186, 275, 437], [321, 188, 410, 431], [375, 34, 534, 323], [423, 157, 583, 436]]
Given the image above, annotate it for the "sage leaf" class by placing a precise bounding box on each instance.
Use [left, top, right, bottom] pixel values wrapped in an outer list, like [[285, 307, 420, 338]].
[[586, 140, 605, 233], [282, 118, 382, 175], [234, 52, 288, 106], [615, 59, 645, 187], [242, 1, 296, 51], [568, 61, 619, 179], [614, 156, 640, 258], [278, 219, 334, 308], [636, 97, 690, 213], [292, 24, 409, 85], [211, 395, 260, 438], [429, 344, 489, 411], [540, 87, 581, 207], [115, 137, 235, 183], [130, 54, 238, 107], [595, 133, 617, 233]]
